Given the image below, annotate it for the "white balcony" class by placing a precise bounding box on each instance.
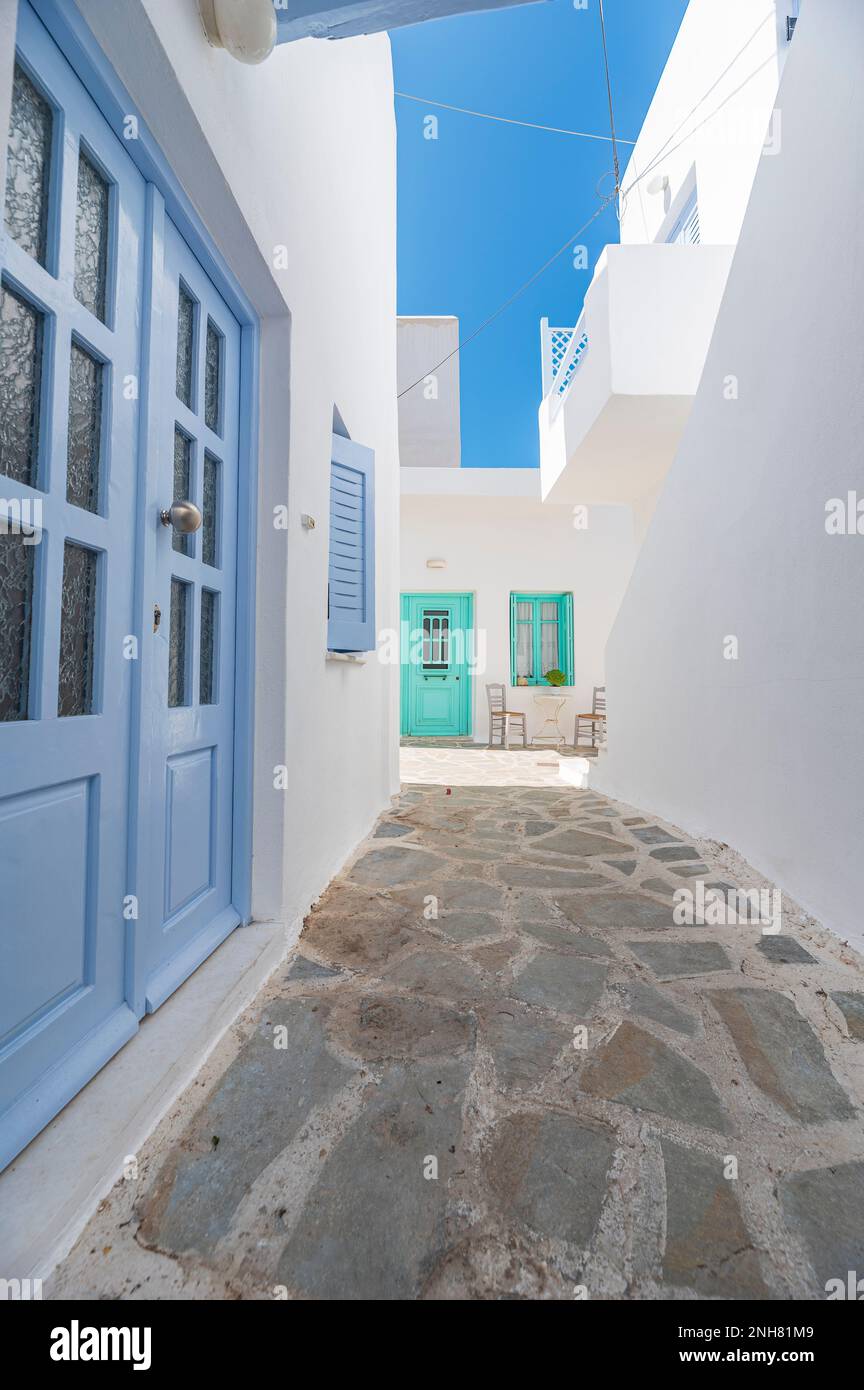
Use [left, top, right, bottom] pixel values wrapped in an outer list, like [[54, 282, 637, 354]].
[[539, 243, 735, 523]]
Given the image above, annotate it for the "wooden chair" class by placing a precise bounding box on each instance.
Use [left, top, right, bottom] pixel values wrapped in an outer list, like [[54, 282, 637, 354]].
[[575, 686, 606, 748], [486, 683, 528, 749]]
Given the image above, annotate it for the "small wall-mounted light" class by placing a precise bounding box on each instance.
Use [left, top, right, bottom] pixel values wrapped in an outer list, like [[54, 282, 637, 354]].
[[647, 174, 670, 196], [198, 0, 277, 64], [426, 558, 446, 569], [301, 514, 316, 531]]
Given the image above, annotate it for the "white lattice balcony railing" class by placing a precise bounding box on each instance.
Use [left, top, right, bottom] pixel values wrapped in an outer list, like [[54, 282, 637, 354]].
[[540, 315, 589, 415], [539, 245, 738, 510]]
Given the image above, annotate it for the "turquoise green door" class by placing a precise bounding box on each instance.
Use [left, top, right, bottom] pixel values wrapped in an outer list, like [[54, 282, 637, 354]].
[[401, 593, 473, 737]]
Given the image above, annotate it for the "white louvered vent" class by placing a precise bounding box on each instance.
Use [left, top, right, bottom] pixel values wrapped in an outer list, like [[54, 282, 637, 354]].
[[667, 189, 701, 246]]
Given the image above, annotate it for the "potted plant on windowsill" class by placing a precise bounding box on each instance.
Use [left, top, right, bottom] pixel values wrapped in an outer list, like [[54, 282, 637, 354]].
[[543, 669, 567, 687]]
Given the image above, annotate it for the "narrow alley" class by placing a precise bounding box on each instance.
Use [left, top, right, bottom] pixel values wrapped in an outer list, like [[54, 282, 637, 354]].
[[50, 753, 864, 1301]]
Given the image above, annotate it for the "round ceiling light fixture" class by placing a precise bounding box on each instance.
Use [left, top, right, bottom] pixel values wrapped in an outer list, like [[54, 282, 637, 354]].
[[199, 0, 277, 64]]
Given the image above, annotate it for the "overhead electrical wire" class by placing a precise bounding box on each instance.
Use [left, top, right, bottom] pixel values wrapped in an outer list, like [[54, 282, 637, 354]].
[[397, 8, 778, 400], [597, 0, 621, 198], [396, 196, 615, 400], [394, 91, 636, 146], [619, 9, 776, 209], [621, 53, 776, 204], [630, 9, 774, 178], [397, 6, 624, 402]]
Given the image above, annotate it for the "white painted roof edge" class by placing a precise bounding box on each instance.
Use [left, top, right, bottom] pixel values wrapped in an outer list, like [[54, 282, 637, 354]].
[[400, 467, 542, 498], [397, 315, 460, 325]]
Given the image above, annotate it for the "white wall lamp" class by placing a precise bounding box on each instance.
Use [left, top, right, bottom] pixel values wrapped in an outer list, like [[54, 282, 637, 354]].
[[199, 0, 277, 64], [647, 174, 670, 196], [426, 558, 447, 570]]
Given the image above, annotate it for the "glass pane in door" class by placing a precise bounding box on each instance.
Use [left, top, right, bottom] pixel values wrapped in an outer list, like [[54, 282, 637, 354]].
[[422, 610, 449, 668], [172, 428, 192, 556], [200, 588, 218, 705], [73, 148, 109, 322], [66, 342, 103, 512], [0, 533, 35, 722], [0, 282, 43, 487], [204, 320, 222, 434], [175, 284, 196, 408], [4, 63, 53, 266], [168, 577, 189, 708], [202, 452, 219, 567], [58, 541, 97, 717]]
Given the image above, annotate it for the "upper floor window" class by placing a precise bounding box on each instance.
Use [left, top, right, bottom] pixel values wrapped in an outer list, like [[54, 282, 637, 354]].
[[666, 187, 700, 245], [510, 593, 574, 686]]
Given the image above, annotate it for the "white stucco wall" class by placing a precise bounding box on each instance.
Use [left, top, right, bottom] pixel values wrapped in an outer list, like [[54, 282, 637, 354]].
[[397, 317, 461, 468], [539, 243, 736, 510], [76, 0, 400, 929], [593, 0, 864, 946], [540, 3, 798, 556], [620, 0, 794, 247], [401, 472, 637, 744]]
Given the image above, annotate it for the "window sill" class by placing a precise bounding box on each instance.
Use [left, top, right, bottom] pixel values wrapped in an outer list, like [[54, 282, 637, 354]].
[[327, 651, 367, 665]]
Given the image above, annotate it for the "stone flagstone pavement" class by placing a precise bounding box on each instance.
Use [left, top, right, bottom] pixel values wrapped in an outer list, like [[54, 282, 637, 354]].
[[51, 757, 864, 1300]]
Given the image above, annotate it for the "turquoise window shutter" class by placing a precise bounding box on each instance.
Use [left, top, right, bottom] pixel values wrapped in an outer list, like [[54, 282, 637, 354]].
[[563, 592, 574, 684], [509, 592, 574, 685], [328, 434, 376, 652]]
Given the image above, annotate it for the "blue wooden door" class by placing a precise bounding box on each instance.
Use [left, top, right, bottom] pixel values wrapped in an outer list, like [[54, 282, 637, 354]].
[[401, 593, 473, 737], [0, 3, 247, 1169], [0, 3, 145, 1165], [137, 218, 241, 1013]]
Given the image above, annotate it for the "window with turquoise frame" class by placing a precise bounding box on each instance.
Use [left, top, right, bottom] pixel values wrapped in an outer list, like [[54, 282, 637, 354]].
[[510, 593, 574, 686]]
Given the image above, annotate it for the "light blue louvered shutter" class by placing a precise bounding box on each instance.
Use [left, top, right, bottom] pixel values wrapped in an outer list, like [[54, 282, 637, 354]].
[[327, 434, 376, 652], [667, 187, 700, 245]]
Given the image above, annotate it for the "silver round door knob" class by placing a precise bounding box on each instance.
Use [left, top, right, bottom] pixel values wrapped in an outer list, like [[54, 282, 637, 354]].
[[160, 500, 203, 534]]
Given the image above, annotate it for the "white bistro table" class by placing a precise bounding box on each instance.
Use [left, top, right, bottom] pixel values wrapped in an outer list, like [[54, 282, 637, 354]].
[[531, 692, 570, 747]]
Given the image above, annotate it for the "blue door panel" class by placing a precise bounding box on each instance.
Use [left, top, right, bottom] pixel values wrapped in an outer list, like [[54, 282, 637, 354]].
[[165, 748, 215, 918], [0, 2, 244, 1169], [0, 2, 144, 1165], [0, 779, 90, 1051], [139, 218, 241, 1011]]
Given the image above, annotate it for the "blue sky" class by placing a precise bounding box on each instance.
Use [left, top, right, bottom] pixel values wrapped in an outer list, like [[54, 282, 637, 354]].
[[393, 0, 689, 467]]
